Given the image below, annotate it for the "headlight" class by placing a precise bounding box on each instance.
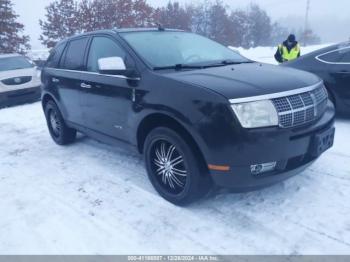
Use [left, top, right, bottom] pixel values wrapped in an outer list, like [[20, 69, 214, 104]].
[[231, 100, 278, 128]]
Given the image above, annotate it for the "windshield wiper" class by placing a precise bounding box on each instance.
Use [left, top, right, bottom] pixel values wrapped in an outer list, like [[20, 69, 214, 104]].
[[153, 60, 254, 71], [224, 59, 254, 64], [153, 64, 204, 71], [204, 60, 254, 68]]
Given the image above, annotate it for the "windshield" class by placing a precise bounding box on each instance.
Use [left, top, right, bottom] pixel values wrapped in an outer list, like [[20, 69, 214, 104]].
[[0, 56, 34, 72], [120, 31, 250, 68]]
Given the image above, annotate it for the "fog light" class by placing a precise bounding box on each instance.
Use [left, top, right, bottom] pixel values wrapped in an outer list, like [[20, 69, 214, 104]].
[[251, 162, 277, 175]]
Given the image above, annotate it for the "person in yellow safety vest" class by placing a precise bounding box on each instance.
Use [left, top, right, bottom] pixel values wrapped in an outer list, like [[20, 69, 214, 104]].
[[274, 34, 301, 63]]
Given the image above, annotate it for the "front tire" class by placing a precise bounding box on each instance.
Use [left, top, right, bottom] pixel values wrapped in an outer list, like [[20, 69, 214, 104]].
[[144, 127, 212, 205], [44, 100, 77, 145]]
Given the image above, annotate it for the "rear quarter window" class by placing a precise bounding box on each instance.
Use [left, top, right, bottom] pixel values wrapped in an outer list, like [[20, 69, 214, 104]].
[[62, 37, 89, 71], [317, 46, 350, 63], [317, 50, 343, 63], [46, 43, 66, 68]]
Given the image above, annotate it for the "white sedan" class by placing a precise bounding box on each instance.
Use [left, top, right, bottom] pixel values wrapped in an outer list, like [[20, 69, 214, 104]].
[[0, 54, 41, 108]]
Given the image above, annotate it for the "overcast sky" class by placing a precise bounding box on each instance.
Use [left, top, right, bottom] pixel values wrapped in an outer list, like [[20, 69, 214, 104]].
[[12, 0, 350, 49]]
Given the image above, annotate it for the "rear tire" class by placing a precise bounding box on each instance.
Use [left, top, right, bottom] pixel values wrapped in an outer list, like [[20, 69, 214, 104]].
[[144, 127, 212, 206], [44, 100, 76, 145]]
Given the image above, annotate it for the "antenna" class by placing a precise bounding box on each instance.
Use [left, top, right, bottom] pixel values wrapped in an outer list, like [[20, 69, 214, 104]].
[[303, 0, 311, 46]]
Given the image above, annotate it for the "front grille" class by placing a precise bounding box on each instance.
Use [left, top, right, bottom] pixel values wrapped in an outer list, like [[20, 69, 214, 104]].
[[272, 85, 328, 128], [1, 76, 32, 86]]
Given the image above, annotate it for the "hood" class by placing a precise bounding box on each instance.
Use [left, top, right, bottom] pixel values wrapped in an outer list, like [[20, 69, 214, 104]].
[[0, 67, 38, 81], [163, 63, 321, 99]]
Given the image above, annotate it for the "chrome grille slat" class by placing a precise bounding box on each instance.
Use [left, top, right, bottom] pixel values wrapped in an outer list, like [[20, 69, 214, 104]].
[[278, 103, 314, 115], [299, 94, 306, 123], [285, 97, 294, 126], [272, 85, 328, 128]]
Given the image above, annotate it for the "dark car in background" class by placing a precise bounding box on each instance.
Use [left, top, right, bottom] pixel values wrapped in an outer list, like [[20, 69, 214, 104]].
[[0, 54, 41, 108], [41, 28, 335, 205], [283, 42, 350, 115]]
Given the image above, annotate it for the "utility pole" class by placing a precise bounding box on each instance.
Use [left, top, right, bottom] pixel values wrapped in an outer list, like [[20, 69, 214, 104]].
[[304, 0, 311, 46]]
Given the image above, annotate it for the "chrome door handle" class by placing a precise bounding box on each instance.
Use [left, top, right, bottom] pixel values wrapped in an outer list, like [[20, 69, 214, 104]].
[[81, 83, 92, 89], [52, 77, 60, 83]]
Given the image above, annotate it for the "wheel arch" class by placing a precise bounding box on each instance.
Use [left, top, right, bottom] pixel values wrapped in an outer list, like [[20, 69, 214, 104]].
[[136, 113, 208, 173], [42, 93, 56, 108]]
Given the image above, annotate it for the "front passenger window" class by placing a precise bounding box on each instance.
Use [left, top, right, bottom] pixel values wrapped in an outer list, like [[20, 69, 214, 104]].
[[46, 43, 66, 68], [87, 37, 126, 72]]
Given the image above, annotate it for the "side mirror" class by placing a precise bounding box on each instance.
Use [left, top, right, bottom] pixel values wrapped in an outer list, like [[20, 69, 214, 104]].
[[98, 57, 134, 77]]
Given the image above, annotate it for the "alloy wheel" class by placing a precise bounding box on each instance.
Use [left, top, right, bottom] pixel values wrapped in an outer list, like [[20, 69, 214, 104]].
[[150, 140, 188, 194]]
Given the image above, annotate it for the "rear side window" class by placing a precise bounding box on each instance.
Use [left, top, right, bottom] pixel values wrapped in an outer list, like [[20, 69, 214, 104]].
[[87, 36, 126, 72], [317, 46, 350, 64], [46, 43, 66, 68], [340, 49, 350, 63], [62, 37, 89, 70], [317, 50, 343, 63]]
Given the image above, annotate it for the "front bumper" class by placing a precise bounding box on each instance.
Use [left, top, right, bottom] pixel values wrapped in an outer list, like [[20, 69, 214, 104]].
[[197, 101, 335, 190], [0, 86, 41, 108]]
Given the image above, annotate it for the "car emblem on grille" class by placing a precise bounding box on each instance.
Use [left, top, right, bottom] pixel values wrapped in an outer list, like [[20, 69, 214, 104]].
[[14, 77, 22, 84]]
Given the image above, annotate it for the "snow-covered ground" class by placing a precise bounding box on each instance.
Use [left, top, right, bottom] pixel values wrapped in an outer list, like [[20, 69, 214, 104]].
[[1, 45, 350, 255]]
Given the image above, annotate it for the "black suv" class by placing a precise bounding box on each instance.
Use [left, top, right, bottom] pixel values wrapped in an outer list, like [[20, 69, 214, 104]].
[[41, 28, 335, 205]]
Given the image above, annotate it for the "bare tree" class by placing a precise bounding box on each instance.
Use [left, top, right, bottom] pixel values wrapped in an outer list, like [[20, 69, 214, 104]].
[[39, 0, 318, 48], [191, 0, 211, 36], [41, 0, 154, 48], [229, 9, 249, 47], [132, 0, 155, 27], [247, 4, 272, 47], [78, 0, 99, 32], [154, 1, 193, 31], [206, 0, 234, 46], [39, 0, 80, 48]]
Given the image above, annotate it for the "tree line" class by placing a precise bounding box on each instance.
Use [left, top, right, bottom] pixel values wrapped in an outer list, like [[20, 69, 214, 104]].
[[0, 0, 321, 54], [39, 0, 295, 48]]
